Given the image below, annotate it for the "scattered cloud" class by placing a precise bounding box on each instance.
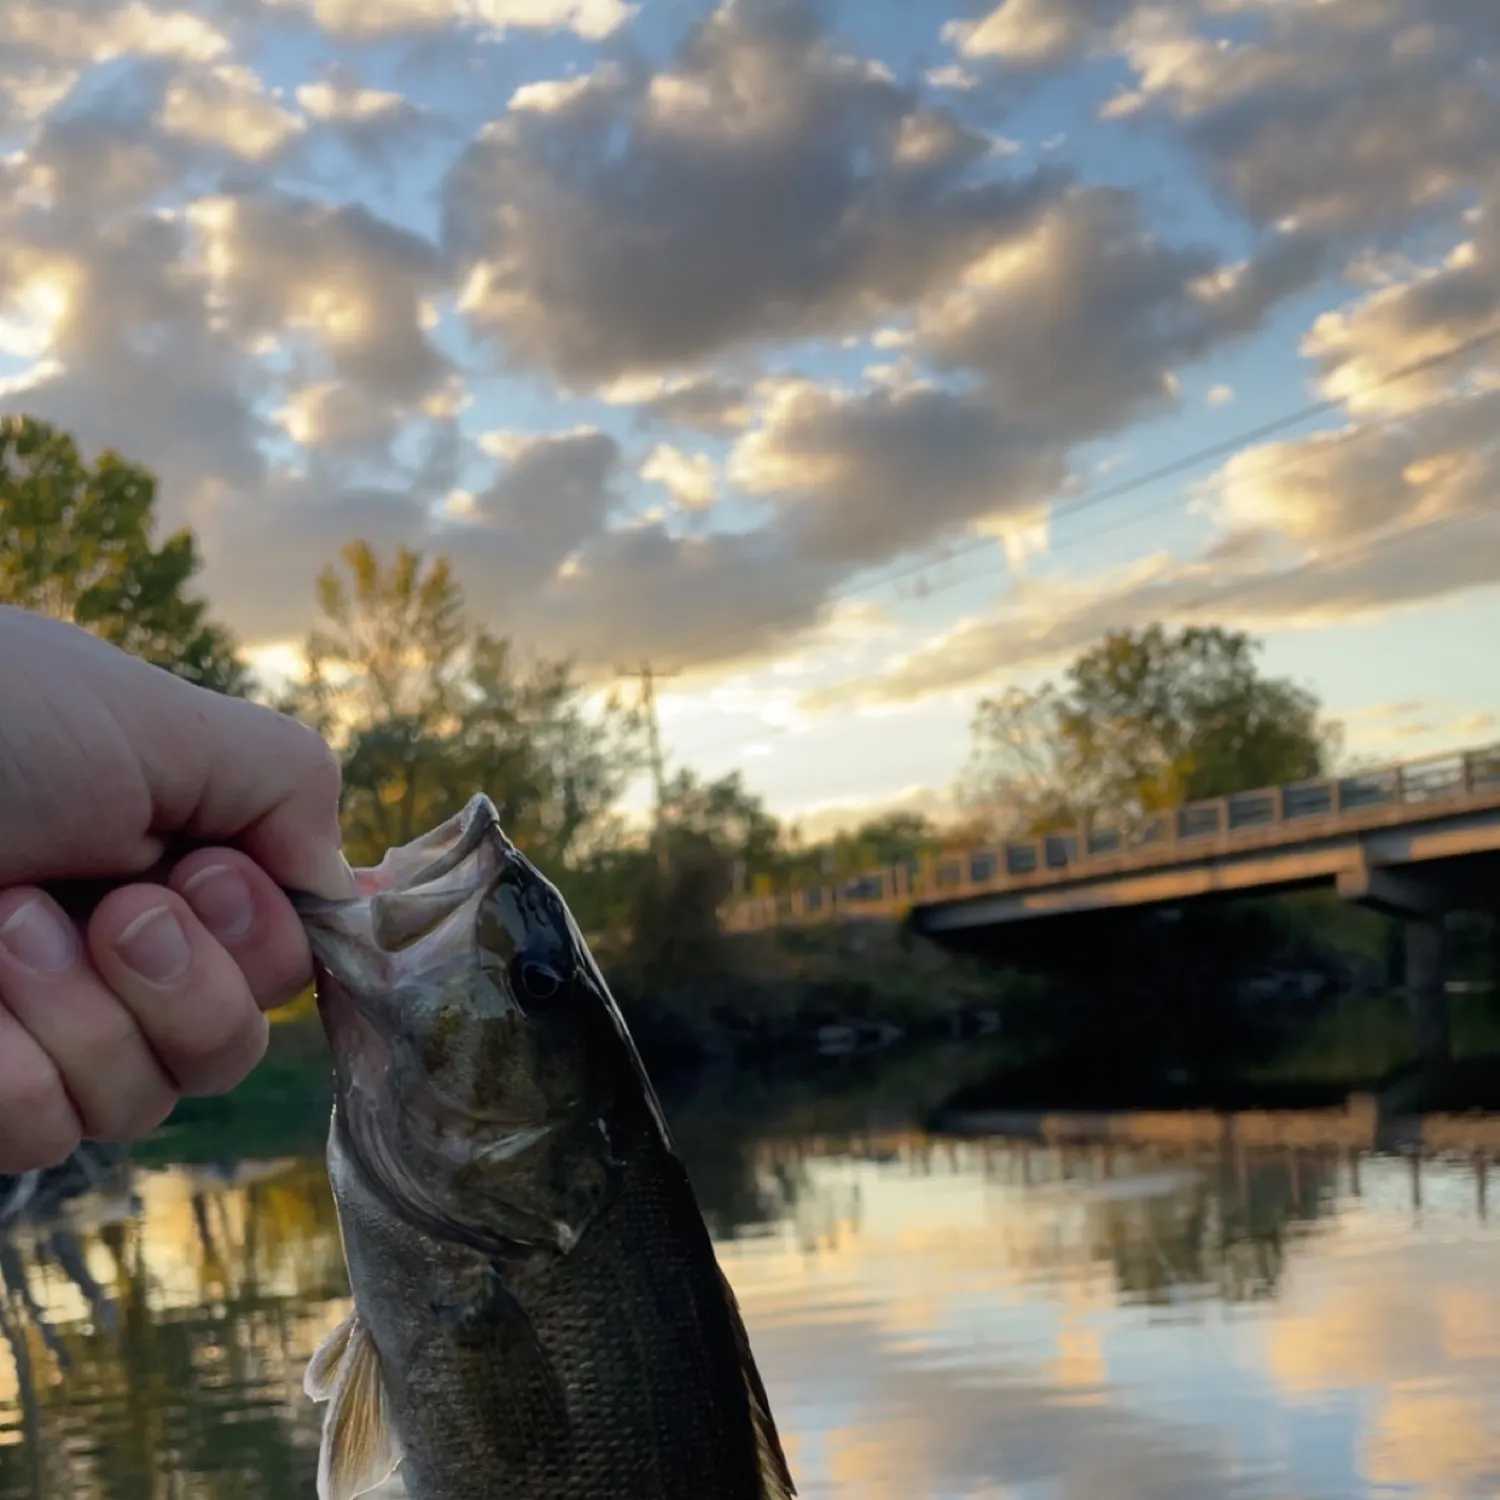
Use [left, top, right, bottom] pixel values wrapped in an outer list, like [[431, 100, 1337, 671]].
[[0, 0, 1496, 801], [444, 0, 1060, 386], [263, 0, 635, 42], [728, 376, 1064, 569], [813, 495, 1500, 710], [195, 190, 448, 392], [632, 373, 757, 434], [946, 0, 1140, 71], [158, 63, 304, 161], [1106, 0, 1500, 239], [640, 442, 719, 510], [916, 186, 1323, 444]]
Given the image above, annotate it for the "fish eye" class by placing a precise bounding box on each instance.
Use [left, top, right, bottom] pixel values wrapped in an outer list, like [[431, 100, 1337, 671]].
[[514, 955, 563, 1002]]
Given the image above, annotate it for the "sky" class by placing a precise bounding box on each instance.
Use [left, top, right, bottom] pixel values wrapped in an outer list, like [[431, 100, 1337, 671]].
[[1, 0, 1498, 836]]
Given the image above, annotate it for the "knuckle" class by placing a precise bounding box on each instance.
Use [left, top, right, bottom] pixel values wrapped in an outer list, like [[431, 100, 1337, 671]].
[[100, 1088, 178, 1143], [0, 1078, 80, 1171], [163, 1003, 264, 1094], [255, 954, 314, 1014]]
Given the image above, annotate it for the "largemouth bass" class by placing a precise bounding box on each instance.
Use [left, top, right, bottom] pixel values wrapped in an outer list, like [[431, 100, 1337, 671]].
[[293, 795, 796, 1500]]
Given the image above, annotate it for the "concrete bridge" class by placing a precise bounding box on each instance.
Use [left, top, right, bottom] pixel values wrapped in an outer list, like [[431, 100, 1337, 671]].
[[721, 743, 1500, 1060]]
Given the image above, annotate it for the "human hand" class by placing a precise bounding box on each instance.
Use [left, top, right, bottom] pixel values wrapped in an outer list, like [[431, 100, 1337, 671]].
[[0, 607, 356, 1172]]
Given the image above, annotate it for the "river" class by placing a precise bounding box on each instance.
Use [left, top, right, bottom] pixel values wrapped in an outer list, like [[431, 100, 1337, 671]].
[[1, 1045, 1499, 1499]]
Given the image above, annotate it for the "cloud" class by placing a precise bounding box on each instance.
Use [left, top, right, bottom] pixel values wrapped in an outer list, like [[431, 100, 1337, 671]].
[[945, 0, 1140, 70], [815, 490, 1500, 710], [632, 373, 756, 434], [467, 426, 622, 572], [454, 518, 837, 672], [1106, 1, 1500, 239], [916, 186, 1323, 444], [0, 199, 267, 528], [1, 0, 1494, 710], [445, 0, 1060, 386], [263, 0, 635, 42], [1206, 383, 1233, 406], [200, 477, 429, 640], [158, 62, 304, 160], [291, 68, 441, 171], [189, 190, 451, 425], [1301, 208, 1500, 419], [729, 376, 1065, 569], [640, 442, 719, 510], [804, 138, 1500, 715], [0, 1, 231, 132]]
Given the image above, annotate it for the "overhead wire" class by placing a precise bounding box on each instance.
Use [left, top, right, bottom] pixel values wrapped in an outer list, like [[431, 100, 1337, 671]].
[[667, 373, 1496, 764], [646, 321, 1500, 678]]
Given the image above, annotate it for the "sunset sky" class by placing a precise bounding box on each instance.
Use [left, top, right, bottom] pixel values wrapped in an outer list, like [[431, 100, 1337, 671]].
[[1, 0, 1497, 832]]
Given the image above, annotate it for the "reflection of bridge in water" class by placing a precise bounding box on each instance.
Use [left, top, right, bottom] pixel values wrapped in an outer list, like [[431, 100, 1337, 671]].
[[723, 743, 1500, 1061]]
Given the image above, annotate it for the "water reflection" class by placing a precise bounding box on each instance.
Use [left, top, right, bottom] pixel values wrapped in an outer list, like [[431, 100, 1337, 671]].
[[3, 1061, 1500, 1498]]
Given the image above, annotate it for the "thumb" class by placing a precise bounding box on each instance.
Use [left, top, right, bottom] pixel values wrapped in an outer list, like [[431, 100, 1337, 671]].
[[111, 671, 360, 901]]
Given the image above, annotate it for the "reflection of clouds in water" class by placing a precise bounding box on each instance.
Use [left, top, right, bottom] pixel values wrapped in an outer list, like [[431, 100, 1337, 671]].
[[748, 1299, 1313, 1500], [1365, 1389, 1500, 1497], [723, 1142, 1500, 1499], [0, 1139, 1499, 1497]]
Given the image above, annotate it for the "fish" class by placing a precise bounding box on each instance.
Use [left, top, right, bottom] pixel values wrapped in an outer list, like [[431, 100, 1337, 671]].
[[292, 794, 797, 1500]]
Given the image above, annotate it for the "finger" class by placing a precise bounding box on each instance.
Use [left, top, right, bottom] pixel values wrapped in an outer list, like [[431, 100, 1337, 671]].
[[86, 886, 270, 1097], [114, 672, 357, 901], [24, 617, 356, 901], [0, 1003, 83, 1174], [0, 889, 177, 1144], [167, 848, 314, 1012]]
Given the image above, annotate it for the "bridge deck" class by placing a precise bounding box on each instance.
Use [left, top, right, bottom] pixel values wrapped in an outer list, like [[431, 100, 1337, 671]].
[[721, 743, 1500, 934]]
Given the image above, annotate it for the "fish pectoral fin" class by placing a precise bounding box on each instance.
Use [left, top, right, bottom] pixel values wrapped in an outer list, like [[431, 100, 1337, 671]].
[[303, 1310, 355, 1402], [306, 1308, 403, 1500]]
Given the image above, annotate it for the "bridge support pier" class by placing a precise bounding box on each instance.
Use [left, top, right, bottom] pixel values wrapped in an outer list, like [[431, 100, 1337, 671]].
[[1338, 858, 1455, 1067], [1405, 916, 1450, 1067]]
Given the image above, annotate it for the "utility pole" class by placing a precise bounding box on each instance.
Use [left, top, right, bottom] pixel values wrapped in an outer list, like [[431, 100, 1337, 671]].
[[618, 660, 679, 870]]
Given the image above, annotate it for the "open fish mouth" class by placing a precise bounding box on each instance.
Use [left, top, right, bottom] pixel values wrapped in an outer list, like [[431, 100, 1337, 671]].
[[289, 793, 513, 923]]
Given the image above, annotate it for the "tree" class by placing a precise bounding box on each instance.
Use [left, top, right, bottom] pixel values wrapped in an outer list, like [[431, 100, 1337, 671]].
[[288, 541, 641, 868], [623, 769, 782, 1001], [961, 625, 1338, 832], [847, 812, 935, 868], [657, 768, 782, 877], [0, 415, 250, 694], [958, 683, 1092, 836]]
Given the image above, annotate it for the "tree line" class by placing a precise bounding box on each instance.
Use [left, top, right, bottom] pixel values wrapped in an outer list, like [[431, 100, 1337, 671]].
[[0, 416, 1342, 951]]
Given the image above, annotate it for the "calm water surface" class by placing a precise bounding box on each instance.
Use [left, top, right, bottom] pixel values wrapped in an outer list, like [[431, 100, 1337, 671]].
[[2, 1052, 1500, 1499]]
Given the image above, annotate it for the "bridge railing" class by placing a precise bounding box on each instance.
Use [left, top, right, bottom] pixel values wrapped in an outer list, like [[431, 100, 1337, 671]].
[[721, 741, 1500, 934]]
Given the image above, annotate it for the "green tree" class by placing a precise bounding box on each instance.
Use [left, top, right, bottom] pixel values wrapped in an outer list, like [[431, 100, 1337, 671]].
[[657, 768, 782, 877], [623, 769, 782, 1002], [0, 415, 250, 693], [961, 625, 1338, 832], [288, 540, 640, 868], [846, 812, 934, 867]]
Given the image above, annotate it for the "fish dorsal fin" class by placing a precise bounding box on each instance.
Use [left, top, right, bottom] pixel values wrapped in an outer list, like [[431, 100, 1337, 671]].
[[305, 1308, 403, 1500], [718, 1267, 797, 1499]]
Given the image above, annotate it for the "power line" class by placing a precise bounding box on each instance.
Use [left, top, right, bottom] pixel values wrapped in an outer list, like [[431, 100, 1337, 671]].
[[656, 323, 1500, 674], [671, 428, 1498, 767]]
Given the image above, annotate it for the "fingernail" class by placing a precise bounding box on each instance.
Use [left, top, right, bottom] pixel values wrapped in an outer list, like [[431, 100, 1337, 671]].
[[310, 848, 360, 902], [115, 907, 191, 986], [0, 899, 76, 975], [182, 864, 254, 942]]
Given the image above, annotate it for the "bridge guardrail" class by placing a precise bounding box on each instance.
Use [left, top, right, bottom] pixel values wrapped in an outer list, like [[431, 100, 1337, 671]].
[[721, 741, 1500, 934]]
